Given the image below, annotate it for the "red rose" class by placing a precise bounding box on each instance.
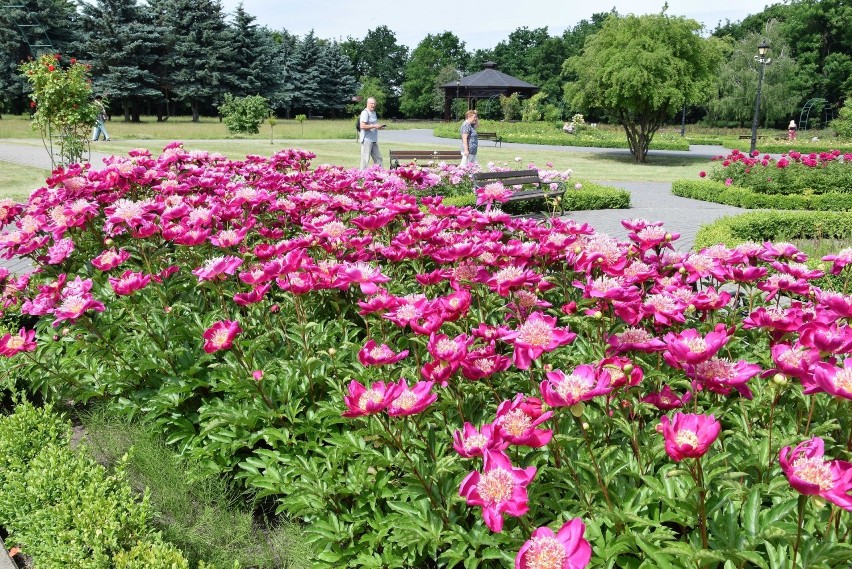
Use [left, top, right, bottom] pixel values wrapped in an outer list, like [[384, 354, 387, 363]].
[[30, 101, 36, 108], [47, 65, 55, 71]]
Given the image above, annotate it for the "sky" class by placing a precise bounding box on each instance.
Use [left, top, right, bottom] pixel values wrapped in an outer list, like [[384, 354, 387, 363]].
[[218, 0, 773, 50]]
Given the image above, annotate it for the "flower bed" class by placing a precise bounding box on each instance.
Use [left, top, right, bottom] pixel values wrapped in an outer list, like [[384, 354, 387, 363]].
[[1, 145, 851, 567], [705, 149, 852, 195]]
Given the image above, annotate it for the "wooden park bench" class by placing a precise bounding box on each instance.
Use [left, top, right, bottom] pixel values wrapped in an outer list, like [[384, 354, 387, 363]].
[[389, 150, 461, 168], [472, 169, 566, 215], [477, 132, 502, 147], [738, 134, 766, 140]]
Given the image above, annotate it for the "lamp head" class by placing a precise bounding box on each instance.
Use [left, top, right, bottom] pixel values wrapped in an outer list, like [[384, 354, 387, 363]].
[[757, 40, 770, 58]]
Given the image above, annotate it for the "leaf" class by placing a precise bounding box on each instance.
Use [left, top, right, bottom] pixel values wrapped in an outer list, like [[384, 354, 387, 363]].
[[743, 486, 762, 538]]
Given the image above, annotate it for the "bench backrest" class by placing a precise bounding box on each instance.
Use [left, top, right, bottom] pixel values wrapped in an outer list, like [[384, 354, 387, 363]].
[[472, 169, 541, 188], [389, 150, 461, 167], [478, 132, 498, 137]]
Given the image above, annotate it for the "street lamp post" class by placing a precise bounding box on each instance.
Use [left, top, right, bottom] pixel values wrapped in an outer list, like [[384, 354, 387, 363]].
[[456, 80, 460, 120], [749, 40, 771, 155]]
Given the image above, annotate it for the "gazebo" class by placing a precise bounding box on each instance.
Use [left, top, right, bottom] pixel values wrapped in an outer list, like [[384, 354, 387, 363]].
[[441, 62, 539, 121]]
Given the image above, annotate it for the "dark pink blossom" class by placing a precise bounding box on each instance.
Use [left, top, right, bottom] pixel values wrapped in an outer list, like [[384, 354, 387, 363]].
[[358, 339, 409, 366], [515, 518, 591, 569], [459, 449, 537, 532], [202, 320, 242, 353], [657, 412, 721, 462], [780, 437, 852, 511]]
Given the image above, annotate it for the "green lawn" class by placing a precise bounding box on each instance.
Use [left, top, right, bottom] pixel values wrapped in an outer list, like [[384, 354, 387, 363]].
[[1, 115, 723, 201]]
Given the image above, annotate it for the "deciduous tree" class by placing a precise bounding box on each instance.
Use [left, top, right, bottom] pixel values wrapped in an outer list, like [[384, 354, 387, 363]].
[[565, 13, 721, 162]]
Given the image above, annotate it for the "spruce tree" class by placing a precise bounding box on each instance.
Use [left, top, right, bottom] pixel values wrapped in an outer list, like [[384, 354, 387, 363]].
[[79, 0, 163, 121], [316, 42, 356, 116], [153, 0, 235, 121], [288, 31, 323, 116]]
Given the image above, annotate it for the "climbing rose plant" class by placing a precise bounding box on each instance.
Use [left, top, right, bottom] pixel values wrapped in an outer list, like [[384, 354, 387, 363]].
[[19, 53, 97, 168]]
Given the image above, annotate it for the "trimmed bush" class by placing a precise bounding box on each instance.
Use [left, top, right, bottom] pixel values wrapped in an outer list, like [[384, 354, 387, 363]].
[[0, 402, 199, 569], [694, 210, 852, 291], [672, 179, 852, 211]]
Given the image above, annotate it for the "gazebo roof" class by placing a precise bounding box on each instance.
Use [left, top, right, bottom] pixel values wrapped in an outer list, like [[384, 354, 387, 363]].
[[442, 62, 538, 90]]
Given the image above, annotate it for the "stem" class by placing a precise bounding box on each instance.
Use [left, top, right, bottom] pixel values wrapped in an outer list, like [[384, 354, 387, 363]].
[[767, 391, 781, 476], [692, 458, 709, 549], [803, 397, 816, 437], [792, 494, 807, 569], [574, 416, 613, 510]]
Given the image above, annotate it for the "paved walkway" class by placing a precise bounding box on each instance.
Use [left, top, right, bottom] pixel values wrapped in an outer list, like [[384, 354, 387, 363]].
[[0, 135, 743, 274]]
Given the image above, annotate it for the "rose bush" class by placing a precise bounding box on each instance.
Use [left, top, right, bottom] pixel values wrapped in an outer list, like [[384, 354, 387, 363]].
[[0, 146, 851, 567], [19, 53, 98, 168], [707, 149, 852, 195]]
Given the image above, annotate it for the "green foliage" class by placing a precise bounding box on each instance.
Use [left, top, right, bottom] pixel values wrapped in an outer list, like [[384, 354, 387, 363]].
[[82, 407, 312, 569], [218, 94, 270, 135], [19, 53, 97, 167], [830, 98, 852, 138], [400, 32, 468, 118], [440, 179, 630, 213], [352, 77, 388, 115], [112, 540, 191, 569], [499, 92, 521, 121], [706, 20, 800, 127], [0, 402, 195, 568], [340, 26, 408, 115], [520, 92, 547, 122], [565, 13, 721, 162], [672, 180, 852, 210]]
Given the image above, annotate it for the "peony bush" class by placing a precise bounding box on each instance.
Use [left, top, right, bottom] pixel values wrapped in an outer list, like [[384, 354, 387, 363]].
[[0, 144, 851, 568]]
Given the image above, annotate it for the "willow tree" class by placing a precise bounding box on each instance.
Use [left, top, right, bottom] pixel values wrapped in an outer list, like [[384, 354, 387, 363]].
[[565, 13, 721, 162]]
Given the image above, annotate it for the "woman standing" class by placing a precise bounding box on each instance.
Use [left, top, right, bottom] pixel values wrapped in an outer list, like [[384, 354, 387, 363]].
[[460, 110, 479, 166]]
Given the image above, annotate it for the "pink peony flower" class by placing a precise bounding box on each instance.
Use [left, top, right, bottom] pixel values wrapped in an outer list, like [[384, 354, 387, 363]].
[[502, 311, 576, 370], [0, 328, 37, 357], [91, 247, 131, 271], [515, 517, 591, 569], [342, 380, 399, 418], [539, 364, 613, 408], [202, 320, 242, 353], [493, 394, 553, 448], [108, 270, 152, 296], [358, 339, 409, 366], [657, 412, 721, 462], [779, 437, 852, 511], [453, 422, 506, 458], [459, 449, 537, 532], [386, 378, 437, 417], [192, 255, 243, 281], [812, 358, 852, 401], [641, 385, 691, 411], [663, 323, 733, 368]]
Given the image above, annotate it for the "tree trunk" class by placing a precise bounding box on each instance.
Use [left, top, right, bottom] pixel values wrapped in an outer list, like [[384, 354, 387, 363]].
[[122, 100, 131, 122], [191, 101, 200, 122]]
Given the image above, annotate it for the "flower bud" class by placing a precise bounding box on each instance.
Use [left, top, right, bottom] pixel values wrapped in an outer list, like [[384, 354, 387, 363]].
[[582, 422, 590, 430], [327, 347, 337, 356], [570, 402, 585, 417], [772, 373, 788, 386], [104, 238, 114, 246], [622, 363, 633, 374], [163, 306, 172, 314], [593, 310, 603, 319]]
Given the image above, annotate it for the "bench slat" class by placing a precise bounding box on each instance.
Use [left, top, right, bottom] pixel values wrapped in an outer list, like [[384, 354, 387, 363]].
[[389, 150, 462, 168]]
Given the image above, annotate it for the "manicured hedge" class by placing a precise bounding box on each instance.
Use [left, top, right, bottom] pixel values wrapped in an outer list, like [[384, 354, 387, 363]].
[[0, 402, 202, 569], [442, 180, 630, 215], [694, 210, 852, 291], [432, 122, 690, 151], [672, 180, 852, 211], [720, 139, 852, 155]]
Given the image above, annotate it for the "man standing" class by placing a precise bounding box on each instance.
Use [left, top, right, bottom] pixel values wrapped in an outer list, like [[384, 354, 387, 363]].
[[359, 97, 385, 169], [91, 95, 111, 141]]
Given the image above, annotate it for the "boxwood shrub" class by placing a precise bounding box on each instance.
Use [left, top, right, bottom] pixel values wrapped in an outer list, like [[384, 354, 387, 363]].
[[0, 401, 201, 569], [672, 180, 852, 211]]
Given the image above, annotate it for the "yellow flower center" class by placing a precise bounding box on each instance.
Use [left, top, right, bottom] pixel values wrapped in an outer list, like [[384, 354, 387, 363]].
[[524, 536, 567, 569], [463, 434, 488, 452], [393, 390, 418, 410], [833, 368, 852, 393], [516, 319, 553, 347], [792, 456, 833, 490], [358, 388, 384, 411], [476, 467, 515, 505], [500, 409, 532, 436], [675, 429, 700, 448], [554, 373, 592, 400], [686, 338, 707, 353]]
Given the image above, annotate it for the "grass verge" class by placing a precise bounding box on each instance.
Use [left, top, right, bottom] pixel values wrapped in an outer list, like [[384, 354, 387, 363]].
[[80, 405, 312, 569]]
